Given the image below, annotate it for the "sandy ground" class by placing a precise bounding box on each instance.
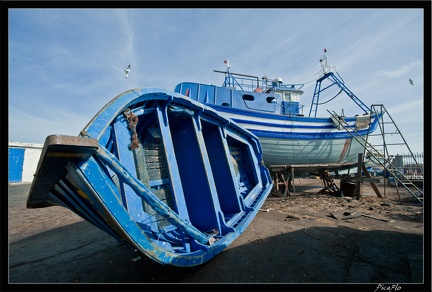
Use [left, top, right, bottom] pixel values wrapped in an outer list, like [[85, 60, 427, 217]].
[[6, 178, 429, 290]]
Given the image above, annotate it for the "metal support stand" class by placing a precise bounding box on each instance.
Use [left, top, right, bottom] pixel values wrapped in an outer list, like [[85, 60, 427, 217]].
[[318, 170, 341, 196], [273, 171, 289, 198]]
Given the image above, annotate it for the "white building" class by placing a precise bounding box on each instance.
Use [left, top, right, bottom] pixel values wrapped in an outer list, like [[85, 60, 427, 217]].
[[8, 142, 43, 183]]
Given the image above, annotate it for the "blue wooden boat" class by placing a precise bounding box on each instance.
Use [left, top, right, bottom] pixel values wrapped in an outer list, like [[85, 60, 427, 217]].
[[174, 58, 382, 176], [27, 88, 272, 267]]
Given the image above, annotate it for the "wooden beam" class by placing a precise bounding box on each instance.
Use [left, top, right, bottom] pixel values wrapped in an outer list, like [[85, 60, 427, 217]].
[[350, 177, 381, 183], [362, 163, 383, 198], [356, 153, 362, 200]]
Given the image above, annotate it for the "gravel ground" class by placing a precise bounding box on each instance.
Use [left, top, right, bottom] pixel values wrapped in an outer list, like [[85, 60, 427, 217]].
[[6, 178, 429, 291]]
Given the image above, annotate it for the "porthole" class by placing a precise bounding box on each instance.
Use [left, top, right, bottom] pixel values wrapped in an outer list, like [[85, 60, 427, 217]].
[[266, 96, 277, 103], [242, 94, 254, 101]]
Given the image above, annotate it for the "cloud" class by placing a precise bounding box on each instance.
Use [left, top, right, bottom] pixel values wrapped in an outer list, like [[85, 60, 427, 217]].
[[8, 106, 91, 144], [8, 8, 426, 155], [374, 60, 422, 79]]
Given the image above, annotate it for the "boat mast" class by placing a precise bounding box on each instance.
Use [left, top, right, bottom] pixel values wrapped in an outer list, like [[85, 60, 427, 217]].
[[308, 49, 370, 117], [214, 60, 260, 90], [223, 60, 232, 87]]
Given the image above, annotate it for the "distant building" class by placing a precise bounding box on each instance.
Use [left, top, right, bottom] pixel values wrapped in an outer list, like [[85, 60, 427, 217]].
[[8, 142, 43, 183]]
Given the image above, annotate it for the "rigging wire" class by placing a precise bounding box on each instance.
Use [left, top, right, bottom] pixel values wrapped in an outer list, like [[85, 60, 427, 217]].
[[317, 89, 343, 105], [303, 79, 317, 84], [296, 79, 316, 85]]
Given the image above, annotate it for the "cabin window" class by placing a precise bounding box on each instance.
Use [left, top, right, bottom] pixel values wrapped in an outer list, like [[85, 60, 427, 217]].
[[283, 92, 291, 102], [266, 96, 277, 104], [242, 94, 254, 101], [221, 102, 230, 107]]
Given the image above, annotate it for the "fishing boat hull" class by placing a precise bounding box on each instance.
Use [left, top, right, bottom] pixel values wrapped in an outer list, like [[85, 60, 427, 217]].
[[211, 108, 375, 165], [27, 88, 272, 267], [174, 82, 380, 176]]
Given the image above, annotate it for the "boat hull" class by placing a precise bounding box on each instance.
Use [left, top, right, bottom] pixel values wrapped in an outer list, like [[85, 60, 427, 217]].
[[259, 136, 366, 166], [220, 115, 372, 175], [174, 82, 380, 176], [27, 88, 272, 267], [179, 104, 378, 176]]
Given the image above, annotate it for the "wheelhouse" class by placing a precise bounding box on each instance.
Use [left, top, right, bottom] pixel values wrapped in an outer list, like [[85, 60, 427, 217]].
[[174, 71, 305, 116]]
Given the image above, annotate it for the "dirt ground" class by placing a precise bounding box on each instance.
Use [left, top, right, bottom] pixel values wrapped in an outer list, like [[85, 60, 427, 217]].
[[6, 177, 429, 291]]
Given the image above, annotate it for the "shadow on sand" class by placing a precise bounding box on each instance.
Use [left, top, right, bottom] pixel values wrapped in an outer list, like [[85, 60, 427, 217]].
[[8, 219, 424, 289]]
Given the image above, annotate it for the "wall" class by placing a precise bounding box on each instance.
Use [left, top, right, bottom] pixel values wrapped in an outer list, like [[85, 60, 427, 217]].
[[8, 142, 43, 183]]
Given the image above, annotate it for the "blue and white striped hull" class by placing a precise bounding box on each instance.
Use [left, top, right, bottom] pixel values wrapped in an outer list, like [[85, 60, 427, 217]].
[[203, 106, 378, 174]]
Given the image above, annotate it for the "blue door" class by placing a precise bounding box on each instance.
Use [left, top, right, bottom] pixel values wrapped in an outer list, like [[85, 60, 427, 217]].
[[9, 148, 25, 183]]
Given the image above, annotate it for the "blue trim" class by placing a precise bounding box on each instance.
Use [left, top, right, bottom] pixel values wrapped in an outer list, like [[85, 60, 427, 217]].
[[249, 129, 369, 140], [232, 118, 347, 130], [211, 105, 335, 122]]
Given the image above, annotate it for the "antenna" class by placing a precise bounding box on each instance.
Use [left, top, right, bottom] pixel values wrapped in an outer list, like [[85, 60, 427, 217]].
[[319, 48, 328, 70], [222, 60, 232, 87], [224, 59, 231, 72]]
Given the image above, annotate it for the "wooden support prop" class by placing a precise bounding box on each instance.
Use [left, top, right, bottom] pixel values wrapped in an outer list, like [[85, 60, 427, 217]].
[[361, 163, 383, 198], [356, 153, 362, 200], [283, 176, 289, 198], [290, 167, 296, 197]]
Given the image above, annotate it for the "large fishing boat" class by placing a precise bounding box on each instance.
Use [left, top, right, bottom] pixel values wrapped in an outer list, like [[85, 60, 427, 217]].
[[27, 88, 272, 267], [174, 55, 381, 176]]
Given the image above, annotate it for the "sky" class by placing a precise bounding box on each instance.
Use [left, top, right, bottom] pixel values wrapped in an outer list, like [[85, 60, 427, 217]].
[[8, 7, 427, 155]]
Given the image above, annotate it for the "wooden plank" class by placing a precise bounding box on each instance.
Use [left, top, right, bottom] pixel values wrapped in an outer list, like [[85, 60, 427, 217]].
[[148, 168, 166, 180], [146, 161, 164, 169], [361, 214, 389, 222], [356, 154, 362, 200], [362, 163, 383, 198], [144, 149, 161, 156], [269, 162, 356, 168], [349, 177, 381, 183]]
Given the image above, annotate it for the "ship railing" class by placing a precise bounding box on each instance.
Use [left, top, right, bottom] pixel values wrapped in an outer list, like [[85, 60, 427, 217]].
[[315, 65, 337, 80], [216, 69, 302, 93], [226, 75, 262, 92]]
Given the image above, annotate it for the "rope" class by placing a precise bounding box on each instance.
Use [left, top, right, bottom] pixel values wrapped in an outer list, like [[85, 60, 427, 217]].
[[317, 89, 343, 105], [123, 108, 140, 150]]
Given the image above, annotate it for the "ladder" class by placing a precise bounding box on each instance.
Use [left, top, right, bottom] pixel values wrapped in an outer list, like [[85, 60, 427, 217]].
[[327, 107, 423, 205]]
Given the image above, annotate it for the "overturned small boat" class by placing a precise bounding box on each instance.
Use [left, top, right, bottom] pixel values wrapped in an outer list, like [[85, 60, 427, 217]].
[[27, 88, 272, 267]]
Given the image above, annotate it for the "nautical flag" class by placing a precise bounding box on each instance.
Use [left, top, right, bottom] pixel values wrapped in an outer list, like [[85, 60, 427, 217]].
[[324, 48, 327, 53], [224, 59, 231, 70]]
